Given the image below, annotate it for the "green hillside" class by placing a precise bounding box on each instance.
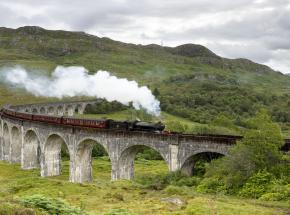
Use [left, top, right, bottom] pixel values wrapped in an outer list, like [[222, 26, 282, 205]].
[[0, 26, 289, 128], [0, 26, 289, 214]]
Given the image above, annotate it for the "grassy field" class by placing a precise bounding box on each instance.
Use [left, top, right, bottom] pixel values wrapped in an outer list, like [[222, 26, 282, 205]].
[[0, 158, 289, 215]]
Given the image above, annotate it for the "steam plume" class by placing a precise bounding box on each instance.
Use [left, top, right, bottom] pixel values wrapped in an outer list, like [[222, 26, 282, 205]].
[[1, 66, 161, 115]]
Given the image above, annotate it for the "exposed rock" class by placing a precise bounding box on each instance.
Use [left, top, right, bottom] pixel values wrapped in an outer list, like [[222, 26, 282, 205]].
[[16, 26, 46, 35], [161, 197, 186, 206]]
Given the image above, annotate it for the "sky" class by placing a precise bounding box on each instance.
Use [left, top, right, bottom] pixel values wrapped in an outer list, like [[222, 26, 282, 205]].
[[0, 0, 290, 74]]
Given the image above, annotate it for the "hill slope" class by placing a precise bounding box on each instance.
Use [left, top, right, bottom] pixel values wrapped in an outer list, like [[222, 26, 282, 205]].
[[0, 26, 289, 126]]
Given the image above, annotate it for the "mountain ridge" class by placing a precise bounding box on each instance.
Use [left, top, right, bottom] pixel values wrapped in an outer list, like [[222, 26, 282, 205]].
[[0, 25, 285, 75], [0, 26, 289, 127]]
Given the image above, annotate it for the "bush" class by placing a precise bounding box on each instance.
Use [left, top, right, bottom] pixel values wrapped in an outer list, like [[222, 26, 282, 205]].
[[165, 121, 188, 133], [259, 193, 285, 201], [92, 144, 108, 157], [0, 204, 41, 215], [259, 184, 290, 201], [204, 109, 285, 193], [172, 177, 201, 187], [196, 177, 227, 194], [138, 171, 199, 190], [84, 100, 127, 114], [21, 195, 87, 215], [164, 185, 185, 195], [136, 148, 162, 160], [270, 184, 290, 199], [112, 193, 124, 201], [239, 170, 275, 198]]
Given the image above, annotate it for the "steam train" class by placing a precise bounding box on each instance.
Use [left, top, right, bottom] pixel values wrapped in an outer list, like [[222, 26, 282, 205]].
[[0, 108, 165, 132]]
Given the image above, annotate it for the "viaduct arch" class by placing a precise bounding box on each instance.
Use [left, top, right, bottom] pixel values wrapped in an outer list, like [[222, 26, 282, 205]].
[[0, 99, 269, 184]]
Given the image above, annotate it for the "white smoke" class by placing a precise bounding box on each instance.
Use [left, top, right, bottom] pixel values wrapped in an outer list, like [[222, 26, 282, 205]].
[[2, 66, 161, 115]]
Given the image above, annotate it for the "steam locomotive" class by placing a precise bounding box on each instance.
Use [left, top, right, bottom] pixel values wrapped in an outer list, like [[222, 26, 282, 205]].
[[0, 108, 165, 132]]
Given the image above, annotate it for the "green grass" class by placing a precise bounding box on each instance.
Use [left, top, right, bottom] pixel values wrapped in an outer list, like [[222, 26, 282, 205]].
[[78, 110, 289, 137], [0, 26, 289, 215], [0, 159, 288, 215]]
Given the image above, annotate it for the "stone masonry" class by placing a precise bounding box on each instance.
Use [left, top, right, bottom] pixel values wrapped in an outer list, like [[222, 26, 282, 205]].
[[0, 101, 236, 183]]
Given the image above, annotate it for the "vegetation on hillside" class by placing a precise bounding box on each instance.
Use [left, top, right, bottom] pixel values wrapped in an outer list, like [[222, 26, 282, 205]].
[[0, 157, 288, 214], [0, 26, 289, 214], [0, 26, 289, 131], [198, 110, 289, 199]]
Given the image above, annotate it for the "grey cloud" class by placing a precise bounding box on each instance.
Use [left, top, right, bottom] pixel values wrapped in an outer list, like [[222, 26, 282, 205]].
[[0, 0, 290, 73]]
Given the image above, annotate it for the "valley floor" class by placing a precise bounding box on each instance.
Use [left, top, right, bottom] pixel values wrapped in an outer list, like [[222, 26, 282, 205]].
[[0, 158, 289, 215]]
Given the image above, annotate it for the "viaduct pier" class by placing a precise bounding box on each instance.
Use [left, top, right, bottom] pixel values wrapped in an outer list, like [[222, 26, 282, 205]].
[[0, 100, 287, 183]]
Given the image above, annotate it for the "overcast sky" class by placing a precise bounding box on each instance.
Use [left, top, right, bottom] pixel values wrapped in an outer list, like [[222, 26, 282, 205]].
[[0, 0, 290, 74]]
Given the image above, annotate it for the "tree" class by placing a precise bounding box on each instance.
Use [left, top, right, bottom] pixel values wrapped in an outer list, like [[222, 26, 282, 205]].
[[153, 88, 160, 97], [204, 109, 285, 191], [211, 114, 237, 130]]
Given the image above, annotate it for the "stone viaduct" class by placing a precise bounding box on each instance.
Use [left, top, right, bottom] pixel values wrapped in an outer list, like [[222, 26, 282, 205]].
[[0, 100, 245, 183], [12, 100, 98, 116]]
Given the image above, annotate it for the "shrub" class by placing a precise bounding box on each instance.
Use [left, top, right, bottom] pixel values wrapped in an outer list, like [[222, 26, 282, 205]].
[[164, 185, 185, 195], [112, 193, 124, 201], [138, 171, 199, 190], [13, 208, 36, 215], [271, 184, 290, 198], [84, 100, 127, 114], [0, 202, 45, 215], [165, 121, 188, 133], [136, 148, 162, 160], [92, 144, 108, 157], [204, 109, 285, 193], [259, 193, 285, 201], [172, 176, 201, 187], [138, 174, 168, 190], [239, 170, 275, 198], [196, 177, 227, 194], [21, 195, 87, 215], [259, 184, 290, 201]]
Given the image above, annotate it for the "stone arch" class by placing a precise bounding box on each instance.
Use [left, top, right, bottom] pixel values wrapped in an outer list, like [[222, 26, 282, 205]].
[[180, 149, 226, 176], [32, 108, 38, 114], [75, 104, 83, 114], [39, 107, 46, 114], [47, 106, 55, 115], [57, 106, 64, 116], [22, 129, 41, 169], [65, 105, 74, 116], [11, 126, 21, 163], [72, 138, 109, 183], [41, 134, 70, 177], [83, 104, 94, 114], [25, 109, 30, 113], [3, 123, 10, 161], [117, 144, 169, 180]]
